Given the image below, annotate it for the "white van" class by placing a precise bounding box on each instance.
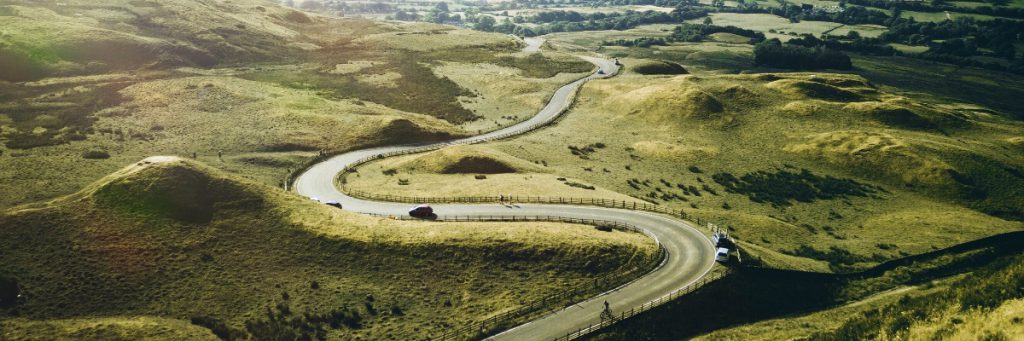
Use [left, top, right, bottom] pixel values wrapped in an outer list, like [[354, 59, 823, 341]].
[[715, 247, 730, 262]]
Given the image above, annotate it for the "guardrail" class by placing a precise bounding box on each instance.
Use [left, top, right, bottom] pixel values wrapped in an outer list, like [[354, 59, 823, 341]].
[[366, 214, 667, 341], [552, 270, 728, 341], [343, 189, 726, 234]]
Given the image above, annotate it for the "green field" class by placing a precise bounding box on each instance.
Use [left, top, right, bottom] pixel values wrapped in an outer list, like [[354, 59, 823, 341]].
[[690, 13, 842, 36]]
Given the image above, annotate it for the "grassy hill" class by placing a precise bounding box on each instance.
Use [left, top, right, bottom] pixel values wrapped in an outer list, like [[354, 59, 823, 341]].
[[344, 65, 1024, 273], [0, 0, 593, 209], [0, 156, 658, 340], [585, 232, 1024, 340]]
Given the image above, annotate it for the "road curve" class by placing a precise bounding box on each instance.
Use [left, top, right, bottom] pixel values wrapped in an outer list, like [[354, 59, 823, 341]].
[[294, 55, 717, 340]]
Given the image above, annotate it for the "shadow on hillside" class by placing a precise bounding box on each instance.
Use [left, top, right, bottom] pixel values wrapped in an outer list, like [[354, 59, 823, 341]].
[[585, 231, 1024, 341]]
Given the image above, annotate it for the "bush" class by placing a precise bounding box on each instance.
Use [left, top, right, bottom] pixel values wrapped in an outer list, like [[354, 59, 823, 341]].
[[565, 181, 596, 190], [712, 169, 877, 207], [82, 150, 110, 159]]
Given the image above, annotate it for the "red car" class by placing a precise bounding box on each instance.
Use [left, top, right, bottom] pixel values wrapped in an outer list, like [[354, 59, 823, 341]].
[[409, 205, 434, 217]]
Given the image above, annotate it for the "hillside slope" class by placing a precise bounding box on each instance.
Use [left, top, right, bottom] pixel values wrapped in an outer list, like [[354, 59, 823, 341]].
[[586, 232, 1024, 340], [0, 157, 658, 340], [344, 67, 1024, 272], [0, 0, 593, 209]]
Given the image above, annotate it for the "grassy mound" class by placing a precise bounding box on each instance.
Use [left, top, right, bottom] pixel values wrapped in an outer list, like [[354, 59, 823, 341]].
[[628, 60, 688, 75], [781, 101, 823, 116], [843, 101, 935, 130], [615, 78, 730, 125], [766, 79, 864, 102], [717, 85, 756, 101], [389, 145, 538, 175], [784, 130, 956, 186], [0, 157, 658, 340], [679, 89, 725, 118], [90, 157, 248, 223]]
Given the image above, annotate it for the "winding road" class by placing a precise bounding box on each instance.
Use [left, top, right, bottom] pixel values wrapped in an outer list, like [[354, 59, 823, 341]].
[[294, 44, 717, 340]]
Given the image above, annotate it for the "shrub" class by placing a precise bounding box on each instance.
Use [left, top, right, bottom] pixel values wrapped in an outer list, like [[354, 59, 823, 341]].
[[82, 150, 110, 159], [595, 225, 614, 232], [565, 181, 595, 190], [390, 304, 404, 316], [712, 169, 876, 207]]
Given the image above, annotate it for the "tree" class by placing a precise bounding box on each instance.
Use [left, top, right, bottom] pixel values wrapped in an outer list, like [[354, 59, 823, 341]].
[[476, 15, 496, 31], [703, 17, 714, 26], [994, 43, 1016, 60], [435, 2, 449, 12]]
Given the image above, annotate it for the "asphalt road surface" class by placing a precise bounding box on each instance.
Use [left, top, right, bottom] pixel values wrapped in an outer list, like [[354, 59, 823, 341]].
[[294, 53, 716, 340]]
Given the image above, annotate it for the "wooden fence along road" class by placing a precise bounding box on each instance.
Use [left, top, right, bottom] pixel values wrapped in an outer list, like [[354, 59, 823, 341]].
[[293, 54, 724, 340]]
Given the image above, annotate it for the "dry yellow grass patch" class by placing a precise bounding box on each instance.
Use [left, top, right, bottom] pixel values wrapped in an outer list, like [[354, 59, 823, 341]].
[[630, 140, 719, 162], [1006, 136, 1024, 149], [435, 58, 588, 132], [0, 316, 218, 340], [356, 23, 521, 52], [906, 298, 1024, 341], [345, 172, 636, 201], [329, 60, 379, 75], [356, 71, 402, 88]]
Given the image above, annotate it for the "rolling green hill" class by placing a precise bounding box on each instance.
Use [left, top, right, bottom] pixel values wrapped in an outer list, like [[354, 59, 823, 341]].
[[0, 0, 592, 209], [345, 66, 1024, 273], [0, 156, 658, 340]]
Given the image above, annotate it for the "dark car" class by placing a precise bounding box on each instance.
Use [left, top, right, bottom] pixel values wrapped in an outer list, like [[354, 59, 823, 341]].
[[324, 200, 342, 209], [409, 205, 434, 218]]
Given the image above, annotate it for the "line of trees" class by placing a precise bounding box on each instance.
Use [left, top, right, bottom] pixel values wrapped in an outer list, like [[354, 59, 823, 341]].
[[847, 0, 1024, 19], [753, 38, 853, 70]]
